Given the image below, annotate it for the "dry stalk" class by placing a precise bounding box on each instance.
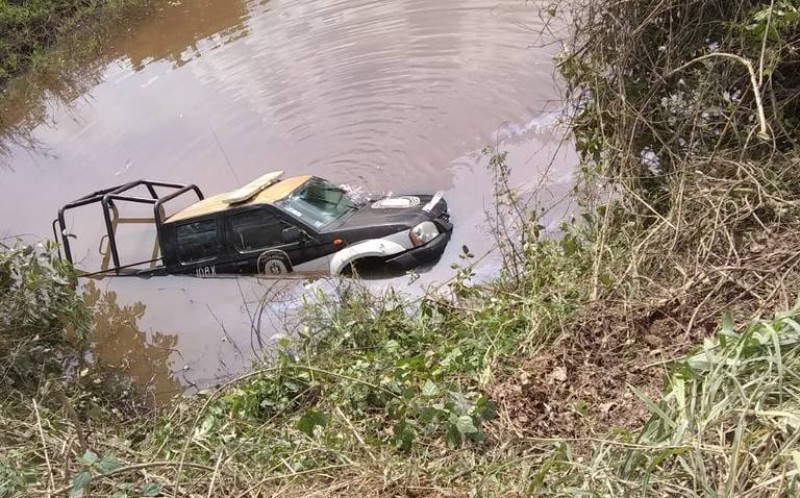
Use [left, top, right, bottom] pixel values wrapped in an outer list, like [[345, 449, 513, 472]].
[[667, 52, 770, 141], [32, 398, 55, 493], [206, 451, 224, 498]]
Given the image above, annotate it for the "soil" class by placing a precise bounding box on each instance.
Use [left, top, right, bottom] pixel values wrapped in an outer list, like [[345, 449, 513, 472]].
[[492, 225, 800, 439], [491, 301, 696, 438]]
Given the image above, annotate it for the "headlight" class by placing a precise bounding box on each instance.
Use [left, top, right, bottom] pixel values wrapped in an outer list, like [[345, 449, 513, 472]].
[[409, 221, 439, 247]]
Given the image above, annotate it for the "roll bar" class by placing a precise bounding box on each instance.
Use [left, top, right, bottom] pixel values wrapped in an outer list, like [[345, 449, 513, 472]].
[[53, 180, 204, 275]]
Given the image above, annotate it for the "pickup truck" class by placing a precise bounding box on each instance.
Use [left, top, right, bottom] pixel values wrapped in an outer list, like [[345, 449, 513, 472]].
[[53, 171, 453, 277]]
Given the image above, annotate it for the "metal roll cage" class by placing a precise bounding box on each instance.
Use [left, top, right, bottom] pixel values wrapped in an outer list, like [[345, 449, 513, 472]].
[[52, 180, 204, 276]]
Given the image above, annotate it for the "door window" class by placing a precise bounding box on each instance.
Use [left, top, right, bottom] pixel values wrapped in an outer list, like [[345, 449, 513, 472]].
[[230, 210, 285, 252], [176, 219, 219, 264]]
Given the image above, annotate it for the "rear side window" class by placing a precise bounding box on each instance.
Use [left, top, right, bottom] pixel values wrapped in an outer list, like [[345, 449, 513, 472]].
[[176, 219, 219, 264], [230, 210, 285, 252]]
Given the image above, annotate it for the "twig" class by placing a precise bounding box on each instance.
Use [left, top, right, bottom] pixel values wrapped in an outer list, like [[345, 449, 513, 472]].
[[206, 451, 224, 498], [209, 125, 240, 186], [335, 406, 375, 462], [757, 0, 775, 89], [57, 386, 87, 455], [667, 53, 770, 141], [232, 464, 351, 498], [40, 461, 218, 496], [33, 399, 55, 493]]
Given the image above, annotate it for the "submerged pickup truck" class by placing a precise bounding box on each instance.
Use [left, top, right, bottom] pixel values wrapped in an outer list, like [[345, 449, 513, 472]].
[[54, 171, 453, 277]]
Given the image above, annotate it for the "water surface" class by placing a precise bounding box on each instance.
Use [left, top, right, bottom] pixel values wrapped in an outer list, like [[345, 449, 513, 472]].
[[0, 0, 575, 399]]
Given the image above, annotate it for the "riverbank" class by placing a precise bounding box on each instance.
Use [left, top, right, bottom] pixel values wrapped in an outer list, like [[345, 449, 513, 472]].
[[0, 0, 151, 88], [2, 0, 800, 496], [0, 0, 155, 157]]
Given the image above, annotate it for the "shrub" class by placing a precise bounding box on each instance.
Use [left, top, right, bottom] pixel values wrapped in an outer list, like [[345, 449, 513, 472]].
[[0, 241, 88, 389]]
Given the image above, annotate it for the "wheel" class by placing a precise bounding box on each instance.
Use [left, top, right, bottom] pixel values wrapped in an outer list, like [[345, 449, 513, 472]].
[[258, 255, 290, 276]]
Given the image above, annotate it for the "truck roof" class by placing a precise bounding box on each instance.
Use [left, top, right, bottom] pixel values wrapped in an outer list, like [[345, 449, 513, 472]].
[[164, 175, 312, 224]]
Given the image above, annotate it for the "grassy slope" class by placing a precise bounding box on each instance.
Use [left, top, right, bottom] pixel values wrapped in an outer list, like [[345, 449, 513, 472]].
[[0, 0, 149, 87], [3, 0, 800, 497]]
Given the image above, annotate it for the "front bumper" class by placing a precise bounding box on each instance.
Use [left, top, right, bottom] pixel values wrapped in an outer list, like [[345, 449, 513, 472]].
[[386, 229, 452, 270]]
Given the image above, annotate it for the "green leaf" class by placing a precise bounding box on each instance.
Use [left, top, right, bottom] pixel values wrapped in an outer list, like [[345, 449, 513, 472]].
[[193, 415, 215, 441], [445, 423, 462, 446], [392, 420, 416, 451], [141, 482, 162, 497], [561, 235, 578, 256], [673, 376, 687, 419], [70, 472, 91, 498], [722, 311, 734, 335], [475, 397, 497, 421], [296, 410, 327, 437], [441, 347, 462, 368], [97, 455, 123, 475], [454, 415, 478, 435], [632, 386, 676, 429], [78, 451, 98, 466], [384, 340, 400, 354], [421, 380, 439, 397], [444, 424, 462, 447], [574, 400, 588, 417]]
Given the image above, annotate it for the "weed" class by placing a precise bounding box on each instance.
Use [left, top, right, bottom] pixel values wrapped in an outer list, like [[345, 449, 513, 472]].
[[533, 306, 800, 497], [0, 241, 88, 390]]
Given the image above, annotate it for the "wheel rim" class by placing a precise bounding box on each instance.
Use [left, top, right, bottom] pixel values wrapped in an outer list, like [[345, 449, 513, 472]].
[[260, 258, 287, 275]]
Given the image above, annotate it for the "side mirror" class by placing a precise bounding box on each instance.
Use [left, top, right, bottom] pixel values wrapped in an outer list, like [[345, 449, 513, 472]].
[[282, 226, 304, 244]]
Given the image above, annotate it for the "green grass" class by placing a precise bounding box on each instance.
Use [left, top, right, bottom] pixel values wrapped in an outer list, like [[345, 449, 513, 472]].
[[0, 0, 150, 87], [530, 308, 800, 497]]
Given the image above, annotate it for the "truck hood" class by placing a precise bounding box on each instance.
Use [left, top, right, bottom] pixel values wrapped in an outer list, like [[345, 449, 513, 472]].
[[326, 194, 447, 232]]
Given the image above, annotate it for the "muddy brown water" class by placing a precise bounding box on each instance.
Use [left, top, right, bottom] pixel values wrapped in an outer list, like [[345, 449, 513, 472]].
[[0, 0, 576, 400]]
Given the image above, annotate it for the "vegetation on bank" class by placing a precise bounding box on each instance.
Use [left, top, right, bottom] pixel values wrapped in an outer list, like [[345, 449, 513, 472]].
[[0, 0, 151, 87], [3, 0, 800, 497], [0, 0, 154, 160]]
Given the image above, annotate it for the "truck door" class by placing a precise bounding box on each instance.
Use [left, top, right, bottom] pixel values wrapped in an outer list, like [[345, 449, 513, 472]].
[[173, 217, 223, 276], [226, 207, 305, 274]]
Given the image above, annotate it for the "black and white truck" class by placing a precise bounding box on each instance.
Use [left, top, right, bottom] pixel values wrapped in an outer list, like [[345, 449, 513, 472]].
[[53, 171, 453, 277]]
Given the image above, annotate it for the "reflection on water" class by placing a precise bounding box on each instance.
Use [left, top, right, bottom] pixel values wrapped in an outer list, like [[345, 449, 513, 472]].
[[84, 281, 182, 401], [0, 0, 576, 393], [0, 59, 104, 161], [0, 0, 250, 161], [108, 0, 250, 71]]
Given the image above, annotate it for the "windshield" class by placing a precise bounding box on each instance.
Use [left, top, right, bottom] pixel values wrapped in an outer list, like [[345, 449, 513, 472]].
[[276, 178, 356, 229]]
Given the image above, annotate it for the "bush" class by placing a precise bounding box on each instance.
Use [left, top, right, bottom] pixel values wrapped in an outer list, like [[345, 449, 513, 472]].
[[562, 0, 800, 190], [0, 241, 88, 390]]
